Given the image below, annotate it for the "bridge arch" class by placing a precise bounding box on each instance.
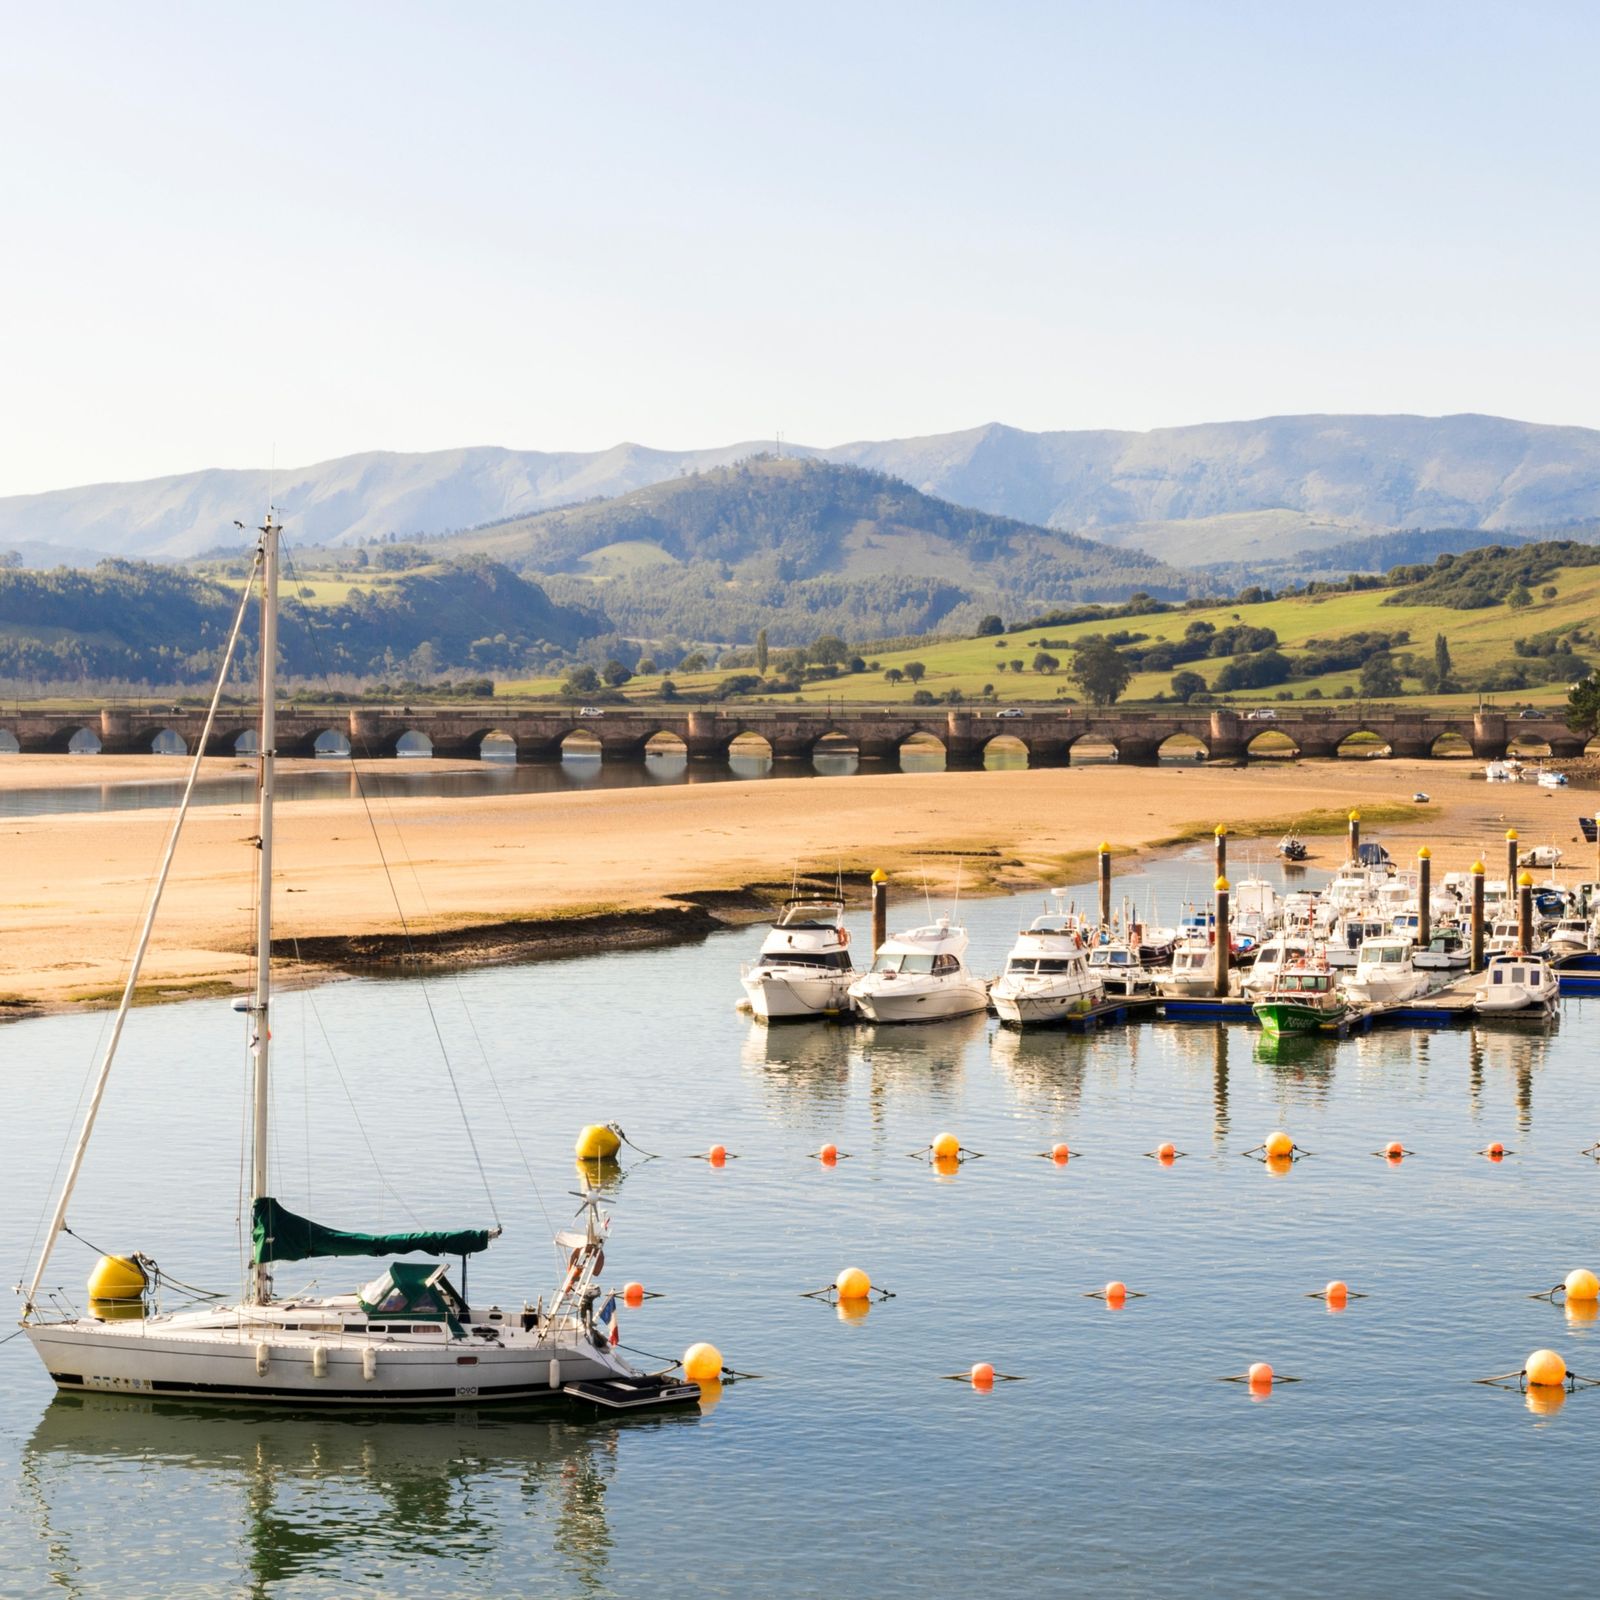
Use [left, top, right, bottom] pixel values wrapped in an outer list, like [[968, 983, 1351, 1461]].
[[558, 728, 603, 763], [1067, 732, 1119, 764], [139, 726, 189, 756], [1244, 728, 1298, 761], [1428, 729, 1473, 759], [898, 729, 946, 770], [1506, 732, 1552, 758], [0, 729, 18, 754], [49, 725, 102, 755], [1159, 731, 1210, 763], [980, 731, 1030, 768], [1335, 728, 1392, 759], [728, 730, 774, 764], [811, 731, 860, 774], [393, 729, 433, 758], [643, 729, 689, 759]]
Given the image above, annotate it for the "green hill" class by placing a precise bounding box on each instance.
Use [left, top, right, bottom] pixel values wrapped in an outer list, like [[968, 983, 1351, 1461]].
[[441, 455, 1197, 643], [0, 557, 600, 686]]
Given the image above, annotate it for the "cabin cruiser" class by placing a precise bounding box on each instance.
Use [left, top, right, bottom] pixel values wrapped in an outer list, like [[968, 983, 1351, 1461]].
[[1413, 929, 1470, 970], [1475, 952, 1559, 1013], [1326, 914, 1391, 969], [848, 917, 988, 1023], [740, 897, 856, 1020], [1548, 915, 1594, 958], [990, 913, 1103, 1026], [1085, 940, 1163, 997], [1241, 935, 1314, 997], [1342, 937, 1430, 1005], [1484, 759, 1524, 782], [1160, 937, 1224, 997], [1231, 879, 1280, 946], [1277, 831, 1309, 862], [1537, 767, 1569, 788]]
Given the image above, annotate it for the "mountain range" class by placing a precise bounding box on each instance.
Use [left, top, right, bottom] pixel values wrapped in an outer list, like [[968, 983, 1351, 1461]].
[[6, 413, 1600, 567]]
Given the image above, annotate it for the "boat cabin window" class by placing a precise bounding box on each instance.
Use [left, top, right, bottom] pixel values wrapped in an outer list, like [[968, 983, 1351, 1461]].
[[767, 949, 852, 970], [1009, 956, 1083, 975], [873, 952, 936, 975], [932, 953, 961, 974], [1090, 949, 1130, 966]]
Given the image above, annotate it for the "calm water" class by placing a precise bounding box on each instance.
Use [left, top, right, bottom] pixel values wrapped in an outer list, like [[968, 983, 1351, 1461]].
[[2, 854, 1597, 1597]]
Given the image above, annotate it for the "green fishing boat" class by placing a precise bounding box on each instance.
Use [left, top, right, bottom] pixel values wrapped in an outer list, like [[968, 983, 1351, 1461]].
[[1252, 966, 1347, 1035]]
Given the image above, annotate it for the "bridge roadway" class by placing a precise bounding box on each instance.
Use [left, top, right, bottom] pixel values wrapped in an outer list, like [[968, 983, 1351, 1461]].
[[1, 705, 1582, 765]]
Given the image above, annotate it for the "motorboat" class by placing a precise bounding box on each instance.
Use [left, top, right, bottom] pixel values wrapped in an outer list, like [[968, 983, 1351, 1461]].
[[1485, 759, 1524, 782], [1413, 929, 1470, 970], [1085, 940, 1163, 997], [1277, 831, 1309, 862], [1159, 937, 1224, 997], [990, 913, 1104, 1027], [847, 917, 989, 1023], [740, 896, 855, 1020], [1325, 915, 1390, 970], [1474, 952, 1560, 1013], [1548, 916, 1593, 958], [1241, 935, 1313, 996], [1537, 767, 1569, 788], [1252, 964, 1348, 1035], [1341, 937, 1430, 1005]]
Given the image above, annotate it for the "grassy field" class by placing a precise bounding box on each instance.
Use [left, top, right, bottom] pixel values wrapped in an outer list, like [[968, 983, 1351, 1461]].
[[497, 563, 1596, 709]]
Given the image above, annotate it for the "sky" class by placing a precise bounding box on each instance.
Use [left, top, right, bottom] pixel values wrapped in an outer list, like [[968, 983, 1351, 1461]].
[[1, 1, 1596, 496]]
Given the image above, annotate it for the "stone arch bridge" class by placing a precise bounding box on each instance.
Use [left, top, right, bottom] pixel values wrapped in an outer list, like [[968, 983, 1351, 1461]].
[[0, 705, 1582, 765]]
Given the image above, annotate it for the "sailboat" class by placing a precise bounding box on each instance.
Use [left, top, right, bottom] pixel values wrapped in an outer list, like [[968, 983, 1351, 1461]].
[[18, 516, 699, 1413]]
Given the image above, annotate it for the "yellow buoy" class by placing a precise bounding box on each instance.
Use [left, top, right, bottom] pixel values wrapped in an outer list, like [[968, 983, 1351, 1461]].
[[931, 1131, 961, 1160], [574, 1124, 621, 1161], [86, 1254, 147, 1303], [1264, 1130, 1294, 1160], [1565, 1268, 1600, 1303], [683, 1342, 723, 1385], [1525, 1348, 1567, 1388], [836, 1266, 872, 1301]]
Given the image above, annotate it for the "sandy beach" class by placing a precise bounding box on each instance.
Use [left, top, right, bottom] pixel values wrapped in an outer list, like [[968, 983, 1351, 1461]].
[[1, 753, 1590, 1017]]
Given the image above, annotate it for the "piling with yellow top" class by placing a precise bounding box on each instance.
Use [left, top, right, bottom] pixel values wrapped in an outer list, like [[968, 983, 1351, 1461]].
[[870, 868, 888, 955], [1518, 869, 1535, 954], [1418, 847, 1432, 948], [1213, 875, 1231, 997], [1506, 828, 1519, 887], [1470, 861, 1486, 972], [1347, 809, 1361, 862], [1098, 843, 1112, 929], [1214, 823, 1227, 883]]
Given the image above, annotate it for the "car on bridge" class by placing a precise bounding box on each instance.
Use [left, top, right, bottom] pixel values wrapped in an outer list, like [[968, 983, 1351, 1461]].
[[1244, 708, 1278, 720], [577, 706, 606, 718], [994, 707, 1025, 719]]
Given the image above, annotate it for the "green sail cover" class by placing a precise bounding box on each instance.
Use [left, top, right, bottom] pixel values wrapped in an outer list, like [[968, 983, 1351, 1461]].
[[251, 1196, 495, 1265]]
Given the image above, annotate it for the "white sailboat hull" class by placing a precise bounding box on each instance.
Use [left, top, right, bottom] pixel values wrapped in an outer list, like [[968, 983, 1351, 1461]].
[[26, 1315, 630, 1408], [990, 980, 1102, 1026]]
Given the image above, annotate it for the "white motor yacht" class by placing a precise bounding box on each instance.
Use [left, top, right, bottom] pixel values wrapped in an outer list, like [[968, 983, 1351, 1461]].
[[848, 917, 988, 1023], [1475, 952, 1560, 1013], [1548, 916, 1593, 958], [740, 897, 856, 1020], [1537, 767, 1569, 788], [1326, 914, 1390, 970], [1342, 937, 1430, 1005], [1413, 929, 1470, 970], [990, 913, 1103, 1026]]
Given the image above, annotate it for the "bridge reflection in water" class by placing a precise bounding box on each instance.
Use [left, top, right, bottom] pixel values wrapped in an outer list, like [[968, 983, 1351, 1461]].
[[1, 705, 1581, 766]]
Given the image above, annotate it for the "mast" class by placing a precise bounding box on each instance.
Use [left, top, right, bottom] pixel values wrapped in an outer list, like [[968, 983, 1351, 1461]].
[[249, 514, 280, 1304]]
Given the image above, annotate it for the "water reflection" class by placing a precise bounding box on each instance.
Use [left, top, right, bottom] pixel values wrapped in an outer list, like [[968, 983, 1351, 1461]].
[[739, 1020, 856, 1106], [988, 1026, 1092, 1115], [21, 1393, 690, 1598]]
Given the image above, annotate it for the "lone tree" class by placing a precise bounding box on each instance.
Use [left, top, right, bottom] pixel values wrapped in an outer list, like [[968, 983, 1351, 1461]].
[[976, 614, 1004, 636], [1567, 673, 1600, 738], [755, 628, 769, 673], [602, 658, 632, 687], [904, 661, 927, 683], [1359, 650, 1402, 698], [1433, 632, 1452, 686], [1171, 669, 1207, 703], [1032, 651, 1060, 675], [1070, 638, 1132, 706], [884, 667, 905, 686], [562, 664, 601, 696]]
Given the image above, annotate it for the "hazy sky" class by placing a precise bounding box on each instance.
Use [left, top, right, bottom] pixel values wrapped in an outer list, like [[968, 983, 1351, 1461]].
[[1, 1, 1596, 495]]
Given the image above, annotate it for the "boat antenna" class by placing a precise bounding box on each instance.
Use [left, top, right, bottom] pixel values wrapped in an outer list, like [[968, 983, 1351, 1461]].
[[922, 861, 933, 922], [952, 860, 964, 921]]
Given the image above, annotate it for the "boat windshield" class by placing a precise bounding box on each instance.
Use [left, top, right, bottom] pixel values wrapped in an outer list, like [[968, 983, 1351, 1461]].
[[873, 952, 936, 975], [1282, 973, 1329, 992], [1089, 949, 1130, 966], [1007, 956, 1083, 975], [777, 901, 844, 929], [760, 950, 852, 971]]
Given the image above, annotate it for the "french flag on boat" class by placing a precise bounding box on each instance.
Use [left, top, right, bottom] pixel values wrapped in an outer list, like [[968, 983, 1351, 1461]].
[[597, 1293, 619, 1346]]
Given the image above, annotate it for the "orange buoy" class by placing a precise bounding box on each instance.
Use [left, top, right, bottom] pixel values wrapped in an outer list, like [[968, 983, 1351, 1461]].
[[970, 1362, 995, 1389], [1384, 1140, 1404, 1160], [931, 1131, 961, 1160], [835, 1266, 872, 1301], [1525, 1348, 1567, 1388], [1325, 1279, 1349, 1308], [1564, 1268, 1600, 1303], [1157, 1141, 1176, 1163], [623, 1281, 645, 1307], [1486, 1141, 1505, 1160], [1264, 1129, 1294, 1160], [708, 1144, 727, 1166], [819, 1143, 839, 1166], [682, 1342, 723, 1385], [1247, 1361, 1273, 1392], [1104, 1280, 1127, 1307], [1051, 1142, 1071, 1164], [932, 1153, 960, 1178]]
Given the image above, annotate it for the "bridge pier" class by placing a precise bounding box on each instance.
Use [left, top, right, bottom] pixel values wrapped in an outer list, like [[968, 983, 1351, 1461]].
[[1387, 714, 1430, 760], [1029, 738, 1071, 768], [1116, 739, 1161, 766], [1207, 711, 1246, 763], [515, 738, 568, 764], [769, 736, 814, 762], [856, 737, 898, 762], [1472, 712, 1508, 761], [98, 708, 138, 755]]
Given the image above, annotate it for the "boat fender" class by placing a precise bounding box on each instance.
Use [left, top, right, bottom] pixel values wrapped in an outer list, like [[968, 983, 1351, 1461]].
[[255, 1342, 270, 1377], [838, 928, 849, 946], [548, 1357, 562, 1390], [312, 1345, 328, 1378], [362, 1346, 377, 1382]]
